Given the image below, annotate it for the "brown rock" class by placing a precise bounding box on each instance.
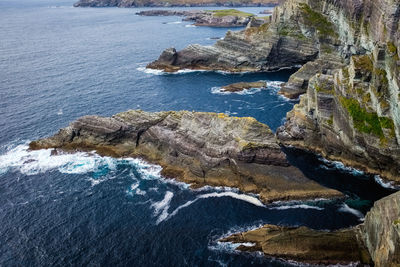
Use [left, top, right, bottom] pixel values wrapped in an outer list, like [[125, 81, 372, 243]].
[[30, 110, 342, 203]]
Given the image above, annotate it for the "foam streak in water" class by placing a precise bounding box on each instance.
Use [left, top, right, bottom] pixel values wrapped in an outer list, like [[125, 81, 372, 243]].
[[151, 191, 174, 224], [269, 204, 324, 211], [156, 191, 265, 224], [338, 204, 364, 221]]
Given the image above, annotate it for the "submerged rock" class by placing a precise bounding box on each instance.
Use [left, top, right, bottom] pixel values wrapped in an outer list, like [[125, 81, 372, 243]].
[[30, 110, 342, 203], [221, 81, 266, 92]]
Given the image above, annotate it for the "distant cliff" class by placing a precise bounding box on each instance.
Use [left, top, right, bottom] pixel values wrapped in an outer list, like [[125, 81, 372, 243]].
[[73, 0, 279, 7]]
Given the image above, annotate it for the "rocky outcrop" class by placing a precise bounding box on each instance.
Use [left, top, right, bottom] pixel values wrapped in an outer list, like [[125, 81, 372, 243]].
[[149, 0, 400, 184], [220, 224, 372, 265], [221, 81, 266, 92], [29, 110, 342, 203], [361, 191, 400, 267], [149, 0, 358, 73], [73, 0, 279, 8], [222, 191, 400, 266], [273, 0, 400, 184], [277, 52, 400, 184], [137, 9, 254, 27]]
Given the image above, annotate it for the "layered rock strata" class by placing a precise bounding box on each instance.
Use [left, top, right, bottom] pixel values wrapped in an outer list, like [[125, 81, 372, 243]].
[[220, 224, 372, 265], [221, 81, 266, 92], [137, 9, 254, 27], [361, 191, 400, 267], [29, 110, 341, 203], [222, 191, 400, 266], [148, 0, 400, 182]]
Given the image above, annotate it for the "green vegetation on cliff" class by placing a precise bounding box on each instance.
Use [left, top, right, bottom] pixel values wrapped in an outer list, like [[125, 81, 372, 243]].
[[299, 3, 336, 37], [209, 9, 253, 17], [340, 97, 395, 139]]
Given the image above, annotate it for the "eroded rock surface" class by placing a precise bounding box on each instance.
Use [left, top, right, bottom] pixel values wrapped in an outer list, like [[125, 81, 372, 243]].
[[221, 81, 266, 92], [361, 191, 400, 267], [220, 224, 372, 265], [30, 110, 342, 203], [137, 9, 254, 27], [222, 191, 400, 266]]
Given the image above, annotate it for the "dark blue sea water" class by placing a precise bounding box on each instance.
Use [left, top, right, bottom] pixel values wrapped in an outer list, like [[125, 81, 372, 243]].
[[0, 1, 396, 266]]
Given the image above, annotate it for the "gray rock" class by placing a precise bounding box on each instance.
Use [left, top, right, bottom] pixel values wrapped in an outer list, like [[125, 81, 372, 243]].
[[30, 110, 342, 203]]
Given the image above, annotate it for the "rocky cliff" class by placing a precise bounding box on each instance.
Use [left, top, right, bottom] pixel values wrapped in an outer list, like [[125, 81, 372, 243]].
[[276, 0, 400, 185], [137, 9, 256, 27], [361, 191, 400, 267], [29, 110, 341, 203], [73, 0, 279, 7], [147, 0, 400, 265], [221, 191, 400, 266], [147, 3, 321, 72], [149, 0, 400, 183]]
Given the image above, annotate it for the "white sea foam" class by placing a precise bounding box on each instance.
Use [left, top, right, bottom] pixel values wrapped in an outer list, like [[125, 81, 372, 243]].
[[151, 191, 174, 224], [319, 158, 365, 176], [208, 222, 266, 254], [269, 204, 324, 211], [166, 21, 182, 24], [157, 191, 264, 224], [0, 143, 169, 192], [338, 204, 364, 221], [185, 24, 196, 28], [193, 185, 239, 193], [136, 67, 164, 75], [198, 192, 264, 207], [137, 66, 260, 76], [210, 81, 284, 95], [374, 175, 399, 190], [211, 86, 262, 95]]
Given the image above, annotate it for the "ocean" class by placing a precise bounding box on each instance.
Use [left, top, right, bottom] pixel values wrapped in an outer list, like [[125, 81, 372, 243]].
[[0, 1, 395, 266]]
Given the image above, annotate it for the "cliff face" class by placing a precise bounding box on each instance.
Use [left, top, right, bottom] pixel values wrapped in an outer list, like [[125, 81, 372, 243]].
[[147, 1, 323, 72], [361, 191, 400, 266], [73, 0, 279, 7], [29, 110, 342, 203], [277, 0, 400, 184], [220, 191, 400, 266]]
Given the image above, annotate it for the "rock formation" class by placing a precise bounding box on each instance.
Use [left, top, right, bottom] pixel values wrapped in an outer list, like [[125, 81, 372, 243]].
[[137, 9, 255, 27], [275, 0, 400, 185], [221, 81, 266, 92], [361, 191, 400, 267], [220, 224, 372, 265], [146, 0, 400, 265], [73, 0, 279, 8], [147, 7, 320, 72], [29, 110, 342, 203], [221, 191, 400, 266], [148, 0, 400, 183]]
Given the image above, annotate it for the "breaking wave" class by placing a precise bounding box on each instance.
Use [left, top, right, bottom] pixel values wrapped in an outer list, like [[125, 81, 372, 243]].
[[154, 191, 265, 224], [374, 175, 399, 190], [319, 158, 365, 176], [338, 203, 365, 221], [210, 81, 284, 95], [0, 143, 165, 186], [269, 204, 324, 211]]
